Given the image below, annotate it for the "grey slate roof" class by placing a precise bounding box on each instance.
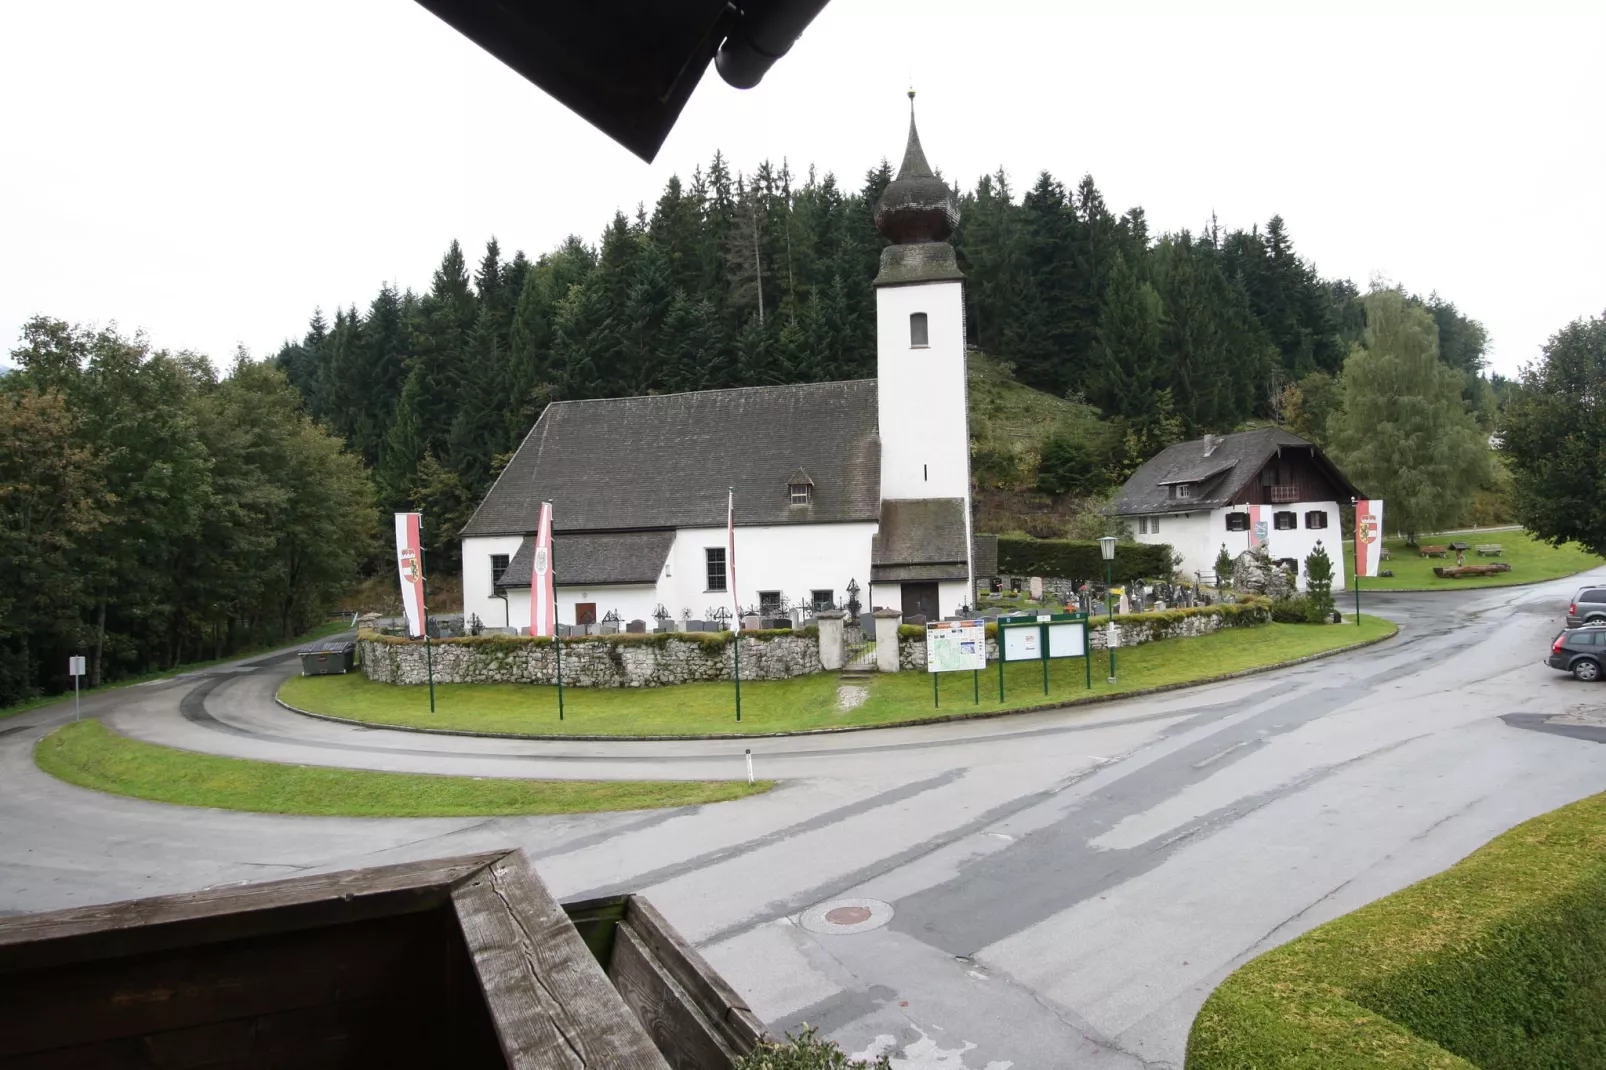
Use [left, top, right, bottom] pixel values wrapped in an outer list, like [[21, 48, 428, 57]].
[[1110, 428, 1356, 517], [461, 380, 881, 538], [497, 531, 674, 588], [872, 498, 969, 582]]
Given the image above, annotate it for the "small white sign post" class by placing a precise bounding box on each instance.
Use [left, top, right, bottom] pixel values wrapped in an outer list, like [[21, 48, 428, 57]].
[[69, 655, 86, 720]]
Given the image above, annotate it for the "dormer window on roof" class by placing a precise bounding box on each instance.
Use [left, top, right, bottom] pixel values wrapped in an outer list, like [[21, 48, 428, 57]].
[[788, 467, 814, 506]]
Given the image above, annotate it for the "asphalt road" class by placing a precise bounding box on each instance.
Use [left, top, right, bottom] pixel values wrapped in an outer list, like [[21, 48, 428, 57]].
[[5, 574, 1606, 1069]]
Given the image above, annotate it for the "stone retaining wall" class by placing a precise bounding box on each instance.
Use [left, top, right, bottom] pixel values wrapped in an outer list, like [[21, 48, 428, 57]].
[[897, 603, 1269, 670], [358, 629, 821, 688]]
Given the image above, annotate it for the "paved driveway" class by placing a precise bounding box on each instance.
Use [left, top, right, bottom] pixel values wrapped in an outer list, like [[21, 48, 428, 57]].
[[4, 575, 1605, 1068]]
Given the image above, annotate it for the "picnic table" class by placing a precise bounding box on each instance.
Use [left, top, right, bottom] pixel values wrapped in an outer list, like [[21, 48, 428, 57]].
[[1419, 545, 1449, 558], [1476, 544, 1504, 556]]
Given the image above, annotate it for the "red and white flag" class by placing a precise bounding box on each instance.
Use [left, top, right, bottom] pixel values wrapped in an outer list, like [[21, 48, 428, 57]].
[[394, 512, 426, 638], [530, 501, 556, 638], [1248, 504, 1266, 550], [727, 488, 739, 618], [1355, 499, 1385, 577]]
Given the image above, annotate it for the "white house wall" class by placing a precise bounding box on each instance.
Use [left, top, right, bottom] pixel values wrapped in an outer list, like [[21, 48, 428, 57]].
[[1131, 501, 1347, 592], [661, 523, 878, 619], [876, 280, 969, 502]]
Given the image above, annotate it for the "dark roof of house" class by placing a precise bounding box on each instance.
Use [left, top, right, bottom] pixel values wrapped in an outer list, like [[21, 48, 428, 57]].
[[871, 498, 969, 582], [461, 380, 880, 538], [497, 531, 674, 588], [1111, 428, 1362, 517]]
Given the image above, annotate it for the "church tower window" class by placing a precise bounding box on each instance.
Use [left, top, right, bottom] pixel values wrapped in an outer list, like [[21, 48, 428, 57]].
[[909, 312, 929, 348]]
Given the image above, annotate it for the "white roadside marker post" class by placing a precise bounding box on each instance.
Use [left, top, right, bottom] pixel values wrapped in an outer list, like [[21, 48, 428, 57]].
[[745, 748, 755, 785], [69, 655, 86, 721]]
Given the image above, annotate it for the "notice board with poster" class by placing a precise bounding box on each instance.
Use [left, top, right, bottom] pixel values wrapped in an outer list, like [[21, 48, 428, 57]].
[[926, 619, 986, 673]]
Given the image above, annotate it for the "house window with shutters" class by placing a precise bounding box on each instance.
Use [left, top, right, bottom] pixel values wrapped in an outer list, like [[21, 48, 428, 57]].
[[1274, 511, 1297, 530], [1226, 512, 1250, 531], [705, 547, 727, 592], [910, 312, 929, 348], [1305, 511, 1328, 529]]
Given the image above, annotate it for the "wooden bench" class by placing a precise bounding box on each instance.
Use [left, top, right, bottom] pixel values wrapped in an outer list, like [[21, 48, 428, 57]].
[[1476, 544, 1504, 556], [1419, 545, 1449, 558]]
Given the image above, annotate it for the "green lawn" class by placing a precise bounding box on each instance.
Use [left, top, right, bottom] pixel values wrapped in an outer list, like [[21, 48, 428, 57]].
[[34, 720, 770, 817], [1, 620, 352, 721], [1355, 529, 1603, 591], [280, 616, 1397, 737]]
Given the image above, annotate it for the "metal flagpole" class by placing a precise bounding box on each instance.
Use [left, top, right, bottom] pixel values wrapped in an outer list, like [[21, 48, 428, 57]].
[[1353, 498, 1363, 626], [729, 487, 741, 722], [556, 632, 564, 719]]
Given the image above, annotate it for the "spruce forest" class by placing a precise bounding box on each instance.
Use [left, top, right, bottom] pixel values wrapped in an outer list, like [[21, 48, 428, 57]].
[[273, 156, 1496, 565]]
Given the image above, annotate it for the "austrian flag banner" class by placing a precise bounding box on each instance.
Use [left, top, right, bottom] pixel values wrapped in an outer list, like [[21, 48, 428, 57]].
[[393, 512, 426, 638], [530, 501, 556, 638], [1355, 499, 1385, 577], [727, 488, 739, 618]]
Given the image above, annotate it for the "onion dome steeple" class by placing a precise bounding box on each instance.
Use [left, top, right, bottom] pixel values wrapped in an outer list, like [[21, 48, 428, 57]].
[[872, 91, 964, 287]]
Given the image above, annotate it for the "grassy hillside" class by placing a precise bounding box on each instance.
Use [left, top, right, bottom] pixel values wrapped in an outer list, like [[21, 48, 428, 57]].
[[967, 351, 1119, 538]]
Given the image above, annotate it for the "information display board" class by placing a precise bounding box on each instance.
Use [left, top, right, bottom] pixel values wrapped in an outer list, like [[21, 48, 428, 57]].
[[1047, 620, 1087, 658], [1001, 623, 1042, 662], [926, 619, 986, 673]]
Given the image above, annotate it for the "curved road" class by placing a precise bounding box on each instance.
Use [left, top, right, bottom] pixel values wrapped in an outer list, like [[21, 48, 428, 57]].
[[5, 575, 1606, 1069]]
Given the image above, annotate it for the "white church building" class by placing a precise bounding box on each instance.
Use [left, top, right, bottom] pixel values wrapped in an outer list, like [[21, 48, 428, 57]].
[[459, 99, 976, 630]]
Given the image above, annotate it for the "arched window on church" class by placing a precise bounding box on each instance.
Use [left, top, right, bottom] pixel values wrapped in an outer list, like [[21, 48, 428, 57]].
[[909, 312, 929, 348]]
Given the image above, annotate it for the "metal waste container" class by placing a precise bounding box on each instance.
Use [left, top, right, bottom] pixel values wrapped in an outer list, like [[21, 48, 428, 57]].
[[297, 640, 356, 676]]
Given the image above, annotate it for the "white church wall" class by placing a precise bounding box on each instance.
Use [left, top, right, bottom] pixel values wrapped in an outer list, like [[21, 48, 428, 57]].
[[1130, 512, 1215, 586], [494, 586, 660, 632], [661, 523, 877, 619], [462, 534, 526, 629], [867, 579, 972, 620], [876, 280, 969, 502]]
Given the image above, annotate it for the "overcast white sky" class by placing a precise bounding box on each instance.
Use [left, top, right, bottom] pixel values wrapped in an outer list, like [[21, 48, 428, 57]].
[[2, 0, 1601, 378]]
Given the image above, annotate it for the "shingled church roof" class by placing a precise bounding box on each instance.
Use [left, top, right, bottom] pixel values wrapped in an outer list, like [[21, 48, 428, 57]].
[[460, 379, 881, 537]]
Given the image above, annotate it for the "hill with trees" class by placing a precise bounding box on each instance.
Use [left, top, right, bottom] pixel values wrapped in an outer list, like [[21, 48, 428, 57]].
[[269, 153, 1496, 560]]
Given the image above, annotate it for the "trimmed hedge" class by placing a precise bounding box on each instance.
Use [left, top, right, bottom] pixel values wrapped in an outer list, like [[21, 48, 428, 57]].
[[1187, 789, 1606, 1069], [996, 536, 1174, 582], [895, 601, 1268, 640]]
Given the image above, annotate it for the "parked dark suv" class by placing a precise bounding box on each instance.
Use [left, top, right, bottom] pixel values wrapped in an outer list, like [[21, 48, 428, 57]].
[[1566, 587, 1606, 627], [1548, 626, 1606, 681]]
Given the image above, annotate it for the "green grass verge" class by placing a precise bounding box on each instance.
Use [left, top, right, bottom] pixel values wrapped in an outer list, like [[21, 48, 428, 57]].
[[34, 720, 771, 817], [0, 620, 352, 721], [1356, 530, 1603, 591], [280, 616, 1397, 737], [1186, 789, 1606, 1069]]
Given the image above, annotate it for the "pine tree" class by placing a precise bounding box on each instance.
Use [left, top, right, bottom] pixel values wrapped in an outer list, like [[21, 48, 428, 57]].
[[1304, 541, 1335, 622]]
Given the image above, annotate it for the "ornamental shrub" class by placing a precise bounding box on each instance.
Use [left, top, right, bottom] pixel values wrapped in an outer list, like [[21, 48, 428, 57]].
[[1304, 541, 1336, 623], [1269, 596, 1313, 624]]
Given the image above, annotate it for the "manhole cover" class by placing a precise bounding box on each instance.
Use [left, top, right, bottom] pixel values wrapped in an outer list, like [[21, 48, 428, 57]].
[[800, 897, 893, 935]]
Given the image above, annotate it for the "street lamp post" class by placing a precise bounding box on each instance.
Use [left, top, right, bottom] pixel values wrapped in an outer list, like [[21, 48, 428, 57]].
[[1099, 536, 1118, 684]]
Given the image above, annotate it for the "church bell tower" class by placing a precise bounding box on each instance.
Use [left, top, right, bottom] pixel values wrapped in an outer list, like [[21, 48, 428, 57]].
[[870, 92, 973, 616]]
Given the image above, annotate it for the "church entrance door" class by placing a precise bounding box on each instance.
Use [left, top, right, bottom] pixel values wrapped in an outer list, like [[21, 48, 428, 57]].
[[901, 582, 940, 624]]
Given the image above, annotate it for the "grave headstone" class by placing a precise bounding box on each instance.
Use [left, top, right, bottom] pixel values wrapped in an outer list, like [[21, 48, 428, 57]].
[[625, 619, 646, 634]]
